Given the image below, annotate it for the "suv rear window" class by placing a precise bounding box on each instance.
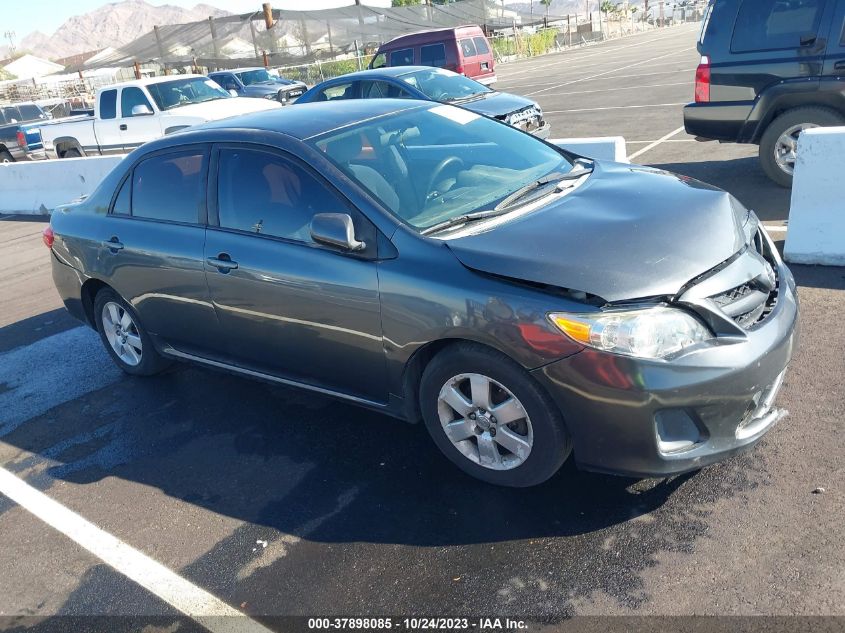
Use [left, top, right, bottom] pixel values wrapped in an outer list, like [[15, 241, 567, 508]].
[[420, 43, 447, 67], [731, 0, 827, 52], [459, 39, 477, 57], [473, 37, 490, 55], [390, 48, 414, 66]]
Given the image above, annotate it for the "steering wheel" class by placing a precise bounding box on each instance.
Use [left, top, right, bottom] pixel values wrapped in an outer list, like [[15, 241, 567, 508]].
[[425, 156, 465, 203]]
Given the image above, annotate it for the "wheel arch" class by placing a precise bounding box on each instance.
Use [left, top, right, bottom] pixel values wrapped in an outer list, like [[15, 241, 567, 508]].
[[80, 277, 113, 328], [53, 137, 85, 158], [744, 86, 845, 143], [400, 337, 533, 425]]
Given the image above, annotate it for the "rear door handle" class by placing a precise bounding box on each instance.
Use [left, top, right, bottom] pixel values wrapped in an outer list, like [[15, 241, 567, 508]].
[[103, 236, 124, 252], [207, 254, 238, 272], [119, 124, 127, 131], [834, 60, 845, 71]]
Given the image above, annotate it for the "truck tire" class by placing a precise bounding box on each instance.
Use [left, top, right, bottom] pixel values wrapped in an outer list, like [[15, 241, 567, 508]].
[[0, 149, 14, 163], [759, 107, 845, 187]]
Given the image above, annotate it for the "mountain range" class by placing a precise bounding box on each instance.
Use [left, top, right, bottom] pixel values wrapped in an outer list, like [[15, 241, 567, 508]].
[[7, 0, 230, 62]]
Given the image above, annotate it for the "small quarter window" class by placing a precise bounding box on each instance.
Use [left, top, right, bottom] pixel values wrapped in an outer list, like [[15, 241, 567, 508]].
[[112, 177, 131, 215]]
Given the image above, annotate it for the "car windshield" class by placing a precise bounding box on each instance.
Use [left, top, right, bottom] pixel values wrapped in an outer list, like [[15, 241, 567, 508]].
[[237, 69, 275, 86], [400, 68, 492, 102], [309, 104, 573, 232], [147, 77, 231, 110]]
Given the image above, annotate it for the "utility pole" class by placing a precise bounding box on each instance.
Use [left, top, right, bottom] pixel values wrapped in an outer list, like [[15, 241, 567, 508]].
[[153, 25, 169, 75], [208, 16, 220, 70]]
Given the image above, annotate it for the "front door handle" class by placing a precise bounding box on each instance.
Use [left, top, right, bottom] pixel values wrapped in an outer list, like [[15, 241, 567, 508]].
[[834, 60, 845, 71], [799, 33, 817, 46], [207, 254, 238, 273], [119, 124, 127, 131], [103, 236, 124, 252]]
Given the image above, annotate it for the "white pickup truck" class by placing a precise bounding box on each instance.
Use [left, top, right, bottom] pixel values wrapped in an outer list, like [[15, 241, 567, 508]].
[[40, 74, 282, 159]]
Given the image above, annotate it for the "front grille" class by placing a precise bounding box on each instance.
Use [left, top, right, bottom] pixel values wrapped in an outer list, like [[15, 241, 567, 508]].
[[710, 229, 779, 330]]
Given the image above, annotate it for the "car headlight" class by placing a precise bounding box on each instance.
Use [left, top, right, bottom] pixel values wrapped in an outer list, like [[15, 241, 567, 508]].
[[548, 306, 713, 359]]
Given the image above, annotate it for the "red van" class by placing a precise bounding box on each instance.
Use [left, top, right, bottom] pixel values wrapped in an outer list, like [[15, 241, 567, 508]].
[[369, 26, 497, 86]]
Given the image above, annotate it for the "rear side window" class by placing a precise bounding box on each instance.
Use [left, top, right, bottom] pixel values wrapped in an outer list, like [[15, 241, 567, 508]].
[[420, 43, 447, 67], [731, 0, 827, 52], [390, 48, 414, 66], [459, 38, 478, 58], [217, 148, 346, 243], [100, 90, 117, 120], [473, 37, 490, 55], [17, 105, 43, 121], [132, 151, 206, 223]]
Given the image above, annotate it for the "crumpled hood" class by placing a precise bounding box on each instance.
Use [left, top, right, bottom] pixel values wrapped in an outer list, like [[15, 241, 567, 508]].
[[461, 91, 540, 118], [163, 97, 280, 121], [446, 162, 750, 303]]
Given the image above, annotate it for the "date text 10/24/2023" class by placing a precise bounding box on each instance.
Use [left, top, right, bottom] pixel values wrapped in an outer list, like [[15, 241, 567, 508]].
[[307, 618, 529, 631]]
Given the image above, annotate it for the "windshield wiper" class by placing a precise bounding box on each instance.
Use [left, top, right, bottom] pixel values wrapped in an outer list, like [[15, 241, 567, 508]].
[[420, 207, 516, 236], [493, 164, 593, 212]]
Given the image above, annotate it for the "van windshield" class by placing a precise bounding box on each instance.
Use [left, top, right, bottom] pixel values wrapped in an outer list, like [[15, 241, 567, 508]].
[[399, 68, 491, 102]]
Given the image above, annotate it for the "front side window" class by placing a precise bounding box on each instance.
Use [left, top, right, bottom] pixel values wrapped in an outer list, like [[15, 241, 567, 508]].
[[370, 53, 387, 69], [731, 0, 827, 52], [146, 77, 230, 111], [459, 38, 478, 58], [100, 90, 117, 120], [121, 87, 153, 117], [420, 43, 447, 67], [390, 48, 415, 66], [310, 105, 573, 231], [217, 148, 346, 242], [362, 80, 413, 99], [400, 68, 491, 102], [473, 37, 490, 55], [132, 151, 206, 223]]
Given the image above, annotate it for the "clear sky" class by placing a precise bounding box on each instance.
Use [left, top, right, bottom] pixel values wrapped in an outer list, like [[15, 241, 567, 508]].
[[1, 0, 382, 41]]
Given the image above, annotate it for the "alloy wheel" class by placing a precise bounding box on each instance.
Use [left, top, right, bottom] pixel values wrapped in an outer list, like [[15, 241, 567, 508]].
[[774, 123, 818, 175], [101, 301, 143, 366], [437, 373, 533, 471]]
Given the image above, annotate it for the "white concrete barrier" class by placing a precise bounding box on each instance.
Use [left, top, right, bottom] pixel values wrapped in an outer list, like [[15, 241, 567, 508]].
[[0, 155, 124, 215], [0, 136, 629, 216], [551, 137, 628, 163], [785, 127, 845, 266]]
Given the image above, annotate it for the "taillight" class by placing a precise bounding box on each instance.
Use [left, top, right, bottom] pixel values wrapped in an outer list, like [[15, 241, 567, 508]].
[[16, 130, 27, 149], [456, 63, 464, 75], [42, 226, 54, 249], [694, 55, 711, 103]]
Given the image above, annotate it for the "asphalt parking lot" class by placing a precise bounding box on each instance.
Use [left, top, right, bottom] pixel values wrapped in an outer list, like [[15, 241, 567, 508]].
[[1, 23, 844, 631]]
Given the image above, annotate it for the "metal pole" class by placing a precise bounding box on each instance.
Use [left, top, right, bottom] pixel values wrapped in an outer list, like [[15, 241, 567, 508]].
[[249, 15, 261, 61], [354, 39, 363, 71], [208, 16, 220, 70], [134, 61, 142, 80], [327, 21, 334, 56], [153, 25, 169, 74]]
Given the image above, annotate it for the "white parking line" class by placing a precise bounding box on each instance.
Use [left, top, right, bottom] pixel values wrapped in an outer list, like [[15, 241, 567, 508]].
[[533, 81, 690, 98], [0, 467, 274, 633], [501, 68, 697, 91], [628, 126, 687, 161], [524, 47, 696, 97], [545, 102, 687, 114]]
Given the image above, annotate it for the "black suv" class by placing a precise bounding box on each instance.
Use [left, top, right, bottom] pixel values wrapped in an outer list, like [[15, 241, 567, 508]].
[[684, 0, 845, 186]]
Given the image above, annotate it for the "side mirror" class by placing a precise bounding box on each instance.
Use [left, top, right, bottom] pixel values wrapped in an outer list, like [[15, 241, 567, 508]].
[[228, 89, 239, 97], [310, 213, 366, 252], [131, 104, 154, 116]]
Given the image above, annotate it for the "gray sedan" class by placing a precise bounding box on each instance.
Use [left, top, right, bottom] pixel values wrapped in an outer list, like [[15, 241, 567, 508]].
[[47, 100, 797, 487]]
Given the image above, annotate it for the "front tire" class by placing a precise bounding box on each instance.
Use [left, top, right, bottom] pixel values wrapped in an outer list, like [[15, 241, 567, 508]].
[[759, 106, 845, 187], [419, 343, 572, 487], [93, 289, 170, 376]]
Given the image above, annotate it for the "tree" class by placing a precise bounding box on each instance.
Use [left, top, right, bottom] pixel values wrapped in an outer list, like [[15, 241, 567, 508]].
[[539, 0, 552, 18], [392, 0, 422, 5]]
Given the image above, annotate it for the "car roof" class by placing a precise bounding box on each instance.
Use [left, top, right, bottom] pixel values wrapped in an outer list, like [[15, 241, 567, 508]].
[[176, 99, 432, 142], [322, 66, 454, 81], [98, 74, 208, 91], [380, 25, 483, 47]]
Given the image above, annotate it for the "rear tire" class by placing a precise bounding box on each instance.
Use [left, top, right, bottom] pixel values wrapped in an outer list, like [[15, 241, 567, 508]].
[[759, 106, 845, 187], [93, 288, 171, 376], [0, 149, 14, 163], [419, 343, 572, 487]]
